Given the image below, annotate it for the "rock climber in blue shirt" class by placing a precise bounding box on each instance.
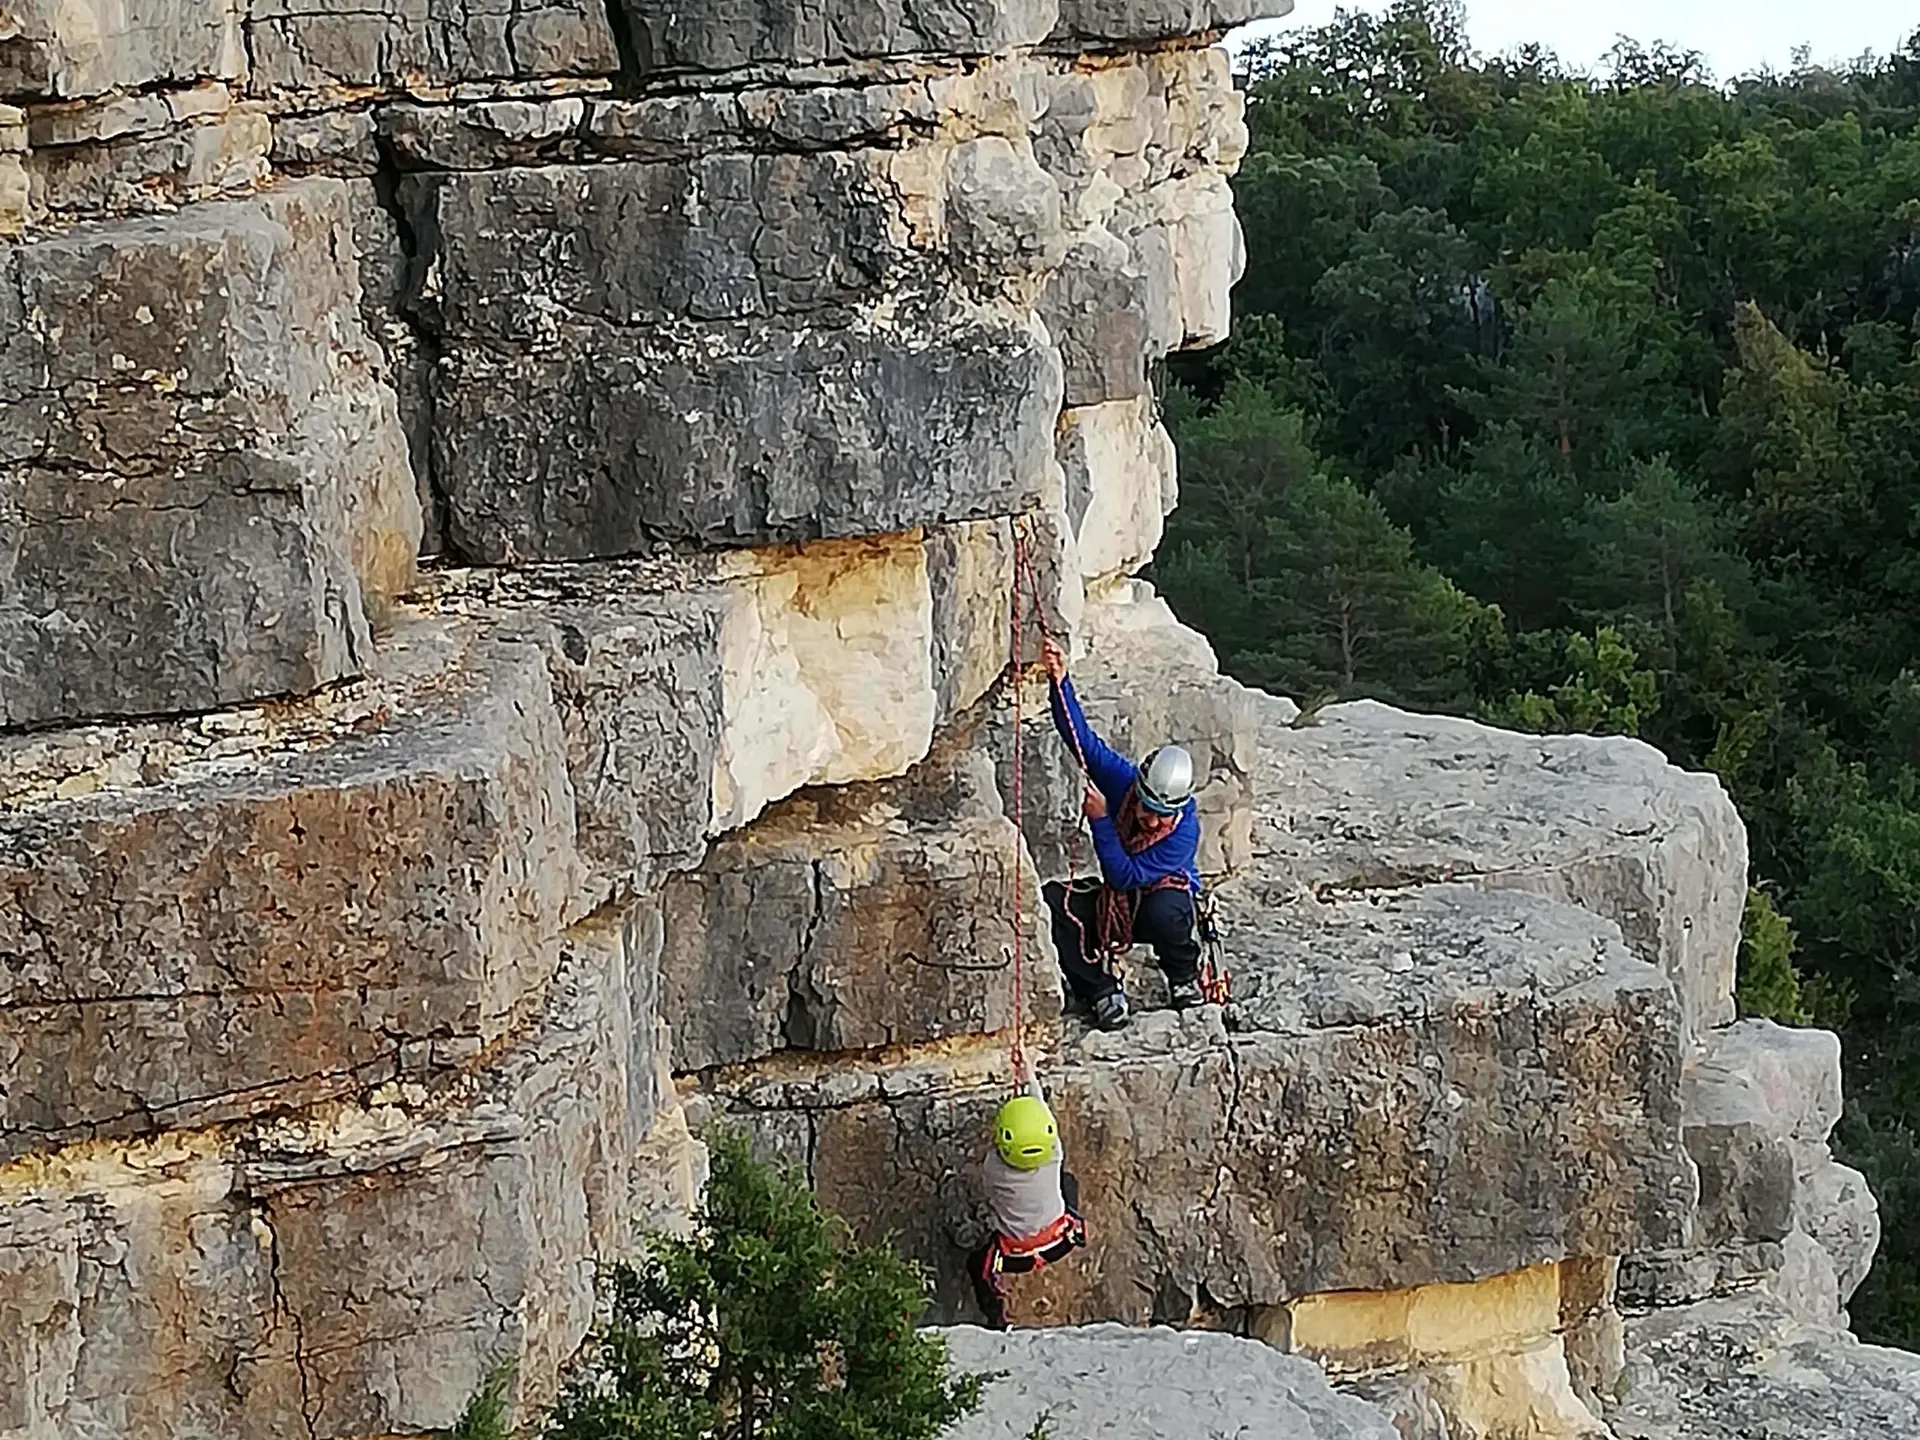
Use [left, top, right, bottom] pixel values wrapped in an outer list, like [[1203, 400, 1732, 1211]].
[[1041, 639, 1204, 1030]]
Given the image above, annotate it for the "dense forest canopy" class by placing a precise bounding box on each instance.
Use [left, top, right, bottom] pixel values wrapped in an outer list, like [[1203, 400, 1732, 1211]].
[[1159, 0, 1920, 1345]]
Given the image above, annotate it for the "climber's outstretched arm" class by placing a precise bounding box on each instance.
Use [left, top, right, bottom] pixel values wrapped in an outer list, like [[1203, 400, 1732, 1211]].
[[1042, 643, 1134, 797]]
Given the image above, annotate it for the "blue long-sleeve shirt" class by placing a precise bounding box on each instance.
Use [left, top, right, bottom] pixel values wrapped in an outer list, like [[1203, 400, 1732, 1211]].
[[1048, 675, 1201, 894]]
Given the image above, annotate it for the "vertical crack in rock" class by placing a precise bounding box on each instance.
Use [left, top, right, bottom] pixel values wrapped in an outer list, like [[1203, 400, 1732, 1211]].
[[784, 858, 834, 1051], [258, 1202, 321, 1440], [601, 0, 650, 96], [1206, 1039, 1244, 1211], [371, 132, 453, 561]]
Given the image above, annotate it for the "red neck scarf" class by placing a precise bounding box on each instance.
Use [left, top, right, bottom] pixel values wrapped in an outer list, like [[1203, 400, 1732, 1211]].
[[1116, 786, 1181, 856]]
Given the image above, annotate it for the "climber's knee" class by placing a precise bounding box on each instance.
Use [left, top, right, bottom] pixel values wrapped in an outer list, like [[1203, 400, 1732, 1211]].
[[1137, 889, 1201, 976]]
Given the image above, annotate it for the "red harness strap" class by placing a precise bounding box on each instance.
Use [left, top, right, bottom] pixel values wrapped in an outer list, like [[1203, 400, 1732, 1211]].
[[981, 1210, 1087, 1283]]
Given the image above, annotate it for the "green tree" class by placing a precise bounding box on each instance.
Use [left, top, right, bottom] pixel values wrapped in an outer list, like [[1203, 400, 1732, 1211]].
[[446, 1366, 516, 1440], [455, 1132, 983, 1440], [1737, 887, 1810, 1025], [1477, 626, 1661, 737], [1572, 456, 1747, 634], [1206, 14, 1920, 1346], [1160, 383, 1484, 709], [1417, 425, 1585, 632]]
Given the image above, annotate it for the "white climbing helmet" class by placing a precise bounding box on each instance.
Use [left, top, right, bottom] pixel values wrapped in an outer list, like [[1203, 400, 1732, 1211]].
[[1136, 745, 1196, 814]]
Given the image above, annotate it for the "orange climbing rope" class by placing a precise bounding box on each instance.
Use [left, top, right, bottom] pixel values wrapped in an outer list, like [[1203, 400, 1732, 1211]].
[[1008, 523, 1030, 1086]]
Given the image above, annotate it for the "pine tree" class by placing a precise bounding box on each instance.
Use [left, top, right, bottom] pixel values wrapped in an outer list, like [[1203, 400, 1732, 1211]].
[[1161, 382, 1484, 709]]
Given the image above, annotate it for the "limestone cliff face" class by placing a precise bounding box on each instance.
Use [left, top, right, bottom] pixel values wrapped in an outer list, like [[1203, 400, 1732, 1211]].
[[0, 3, 1908, 1438]]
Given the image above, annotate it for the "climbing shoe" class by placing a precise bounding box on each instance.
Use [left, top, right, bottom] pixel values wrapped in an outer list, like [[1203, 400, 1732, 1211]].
[[1167, 979, 1205, 1011], [1092, 990, 1131, 1030]]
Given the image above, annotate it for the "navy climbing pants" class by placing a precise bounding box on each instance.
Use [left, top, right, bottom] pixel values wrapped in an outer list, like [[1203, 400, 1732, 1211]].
[[1044, 880, 1201, 1002]]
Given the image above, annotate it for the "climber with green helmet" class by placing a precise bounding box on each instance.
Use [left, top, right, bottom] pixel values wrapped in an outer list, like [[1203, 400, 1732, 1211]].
[[1041, 637, 1207, 1031], [967, 1089, 1085, 1330]]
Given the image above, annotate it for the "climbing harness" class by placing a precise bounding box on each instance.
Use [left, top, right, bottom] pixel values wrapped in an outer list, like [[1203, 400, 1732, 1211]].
[[979, 1210, 1087, 1280]]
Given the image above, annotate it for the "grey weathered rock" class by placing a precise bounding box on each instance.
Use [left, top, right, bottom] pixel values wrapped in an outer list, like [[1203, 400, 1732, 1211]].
[[711, 878, 1691, 1325], [1620, 1020, 1879, 1326], [1041, 232, 1152, 407], [430, 559, 731, 884], [239, 914, 645, 1436], [1259, 697, 1747, 1040], [273, 105, 380, 174], [1051, 0, 1297, 44], [428, 309, 1062, 561], [1802, 1157, 1880, 1309], [662, 745, 1056, 1072], [0, 1150, 288, 1439], [587, 80, 935, 159], [927, 518, 1016, 728], [618, 0, 1056, 72], [1612, 1294, 1920, 1439], [245, 0, 618, 95], [938, 1323, 1400, 1440], [403, 155, 904, 335], [946, 135, 1067, 296], [0, 909, 654, 1440], [1689, 1019, 1843, 1145], [0, 0, 242, 100], [24, 102, 272, 218], [400, 141, 1067, 561], [417, 528, 1004, 893], [0, 180, 420, 728], [380, 95, 589, 168], [0, 619, 581, 1155]]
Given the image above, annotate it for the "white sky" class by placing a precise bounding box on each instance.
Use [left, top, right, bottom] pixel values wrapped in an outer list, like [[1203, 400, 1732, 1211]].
[[1230, 0, 1920, 80]]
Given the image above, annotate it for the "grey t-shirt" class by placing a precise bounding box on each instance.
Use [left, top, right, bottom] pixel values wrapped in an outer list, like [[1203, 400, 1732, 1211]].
[[981, 1141, 1066, 1241]]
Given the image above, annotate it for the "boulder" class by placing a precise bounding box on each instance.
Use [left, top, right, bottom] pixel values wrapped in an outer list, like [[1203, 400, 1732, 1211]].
[[1612, 1293, 1920, 1439], [938, 1323, 1400, 1440], [1620, 1020, 1880, 1326], [427, 307, 1062, 562], [0, 180, 419, 728], [399, 134, 1068, 562], [0, 620, 580, 1155], [1259, 698, 1747, 1041]]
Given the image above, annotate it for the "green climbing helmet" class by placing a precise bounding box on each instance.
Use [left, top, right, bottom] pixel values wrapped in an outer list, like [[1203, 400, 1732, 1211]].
[[993, 1095, 1058, 1170]]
